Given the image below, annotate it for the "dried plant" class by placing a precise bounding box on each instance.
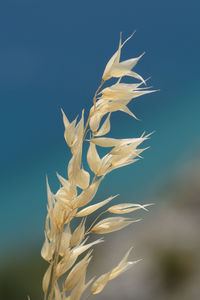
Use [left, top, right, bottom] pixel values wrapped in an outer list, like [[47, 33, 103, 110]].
[[41, 33, 155, 300]]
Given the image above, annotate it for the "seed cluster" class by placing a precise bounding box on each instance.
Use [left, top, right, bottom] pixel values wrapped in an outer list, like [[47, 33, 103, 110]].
[[41, 33, 154, 300]]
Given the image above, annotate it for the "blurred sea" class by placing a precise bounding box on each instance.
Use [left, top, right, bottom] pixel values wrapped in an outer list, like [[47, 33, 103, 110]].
[[0, 0, 200, 299]]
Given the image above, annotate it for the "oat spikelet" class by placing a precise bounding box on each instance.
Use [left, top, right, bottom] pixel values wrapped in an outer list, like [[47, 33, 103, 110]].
[[41, 33, 155, 300]]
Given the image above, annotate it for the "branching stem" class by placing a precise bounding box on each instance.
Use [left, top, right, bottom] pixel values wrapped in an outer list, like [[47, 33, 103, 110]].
[[83, 80, 105, 140], [93, 80, 104, 109], [48, 226, 64, 300], [86, 210, 106, 234]]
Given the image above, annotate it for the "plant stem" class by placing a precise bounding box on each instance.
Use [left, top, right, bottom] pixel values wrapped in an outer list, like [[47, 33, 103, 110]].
[[86, 210, 106, 234], [47, 80, 105, 300], [93, 80, 104, 109], [83, 80, 105, 140], [48, 226, 64, 300]]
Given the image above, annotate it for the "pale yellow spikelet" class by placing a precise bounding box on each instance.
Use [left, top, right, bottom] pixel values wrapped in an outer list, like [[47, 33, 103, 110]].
[[42, 264, 52, 293], [56, 239, 102, 276], [65, 117, 79, 149], [70, 219, 86, 247], [102, 33, 122, 81], [45, 213, 52, 241], [56, 252, 77, 278], [102, 88, 155, 103], [52, 201, 71, 230], [62, 112, 78, 149], [68, 142, 90, 189], [110, 53, 145, 83], [93, 152, 139, 176], [102, 32, 135, 81], [96, 154, 112, 176], [56, 173, 77, 200], [110, 142, 145, 156], [108, 203, 152, 214], [102, 33, 145, 83], [73, 177, 103, 208], [109, 153, 134, 167], [66, 277, 94, 300], [59, 224, 71, 256], [109, 247, 140, 280], [71, 110, 84, 151], [75, 195, 118, 217], [91, 217, 140, 234], [94, 113, 111, 136], [87, 142, 101, 175], [75, 168, 90, 190], [89, 137, 119, 147], [67, 276, 94, 300], [95, 100, 139, 120], [61, 108, 70, 128], [67, 279, 84, 300], [90, 248, 139, 296], [55, 188, 72, 208], [111, 140, 149, 157], [89, 111, 104, 132], [99, 81, 142, 100], [62, 109, 85, 154], [91, 271, 111, 295], [108, 158, 139, 174], [90, 136, 148, 148], [109, 149, 145, 169], [67, 145, 82, 183], [71, 238, 104, 257], [64, 251, 92, 290], [41, 232, 55, 262], [46, 176, 54, 207]]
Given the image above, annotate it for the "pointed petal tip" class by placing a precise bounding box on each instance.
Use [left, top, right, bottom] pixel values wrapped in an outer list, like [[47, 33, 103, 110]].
[[129, 258, 143, 265], [122, 31, 136, 47], [140, 51, 146, 58]]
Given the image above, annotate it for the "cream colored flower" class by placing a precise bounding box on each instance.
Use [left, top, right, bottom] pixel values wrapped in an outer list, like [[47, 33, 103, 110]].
[[67, 140, 90, 189], [87, 136, 148, 176], [61, 109, 84, 154], [65, 251, 92, 290], [75, 195, 118, 217], [99, 81, 155, 104], [91, 217, 140, 234], [90, 248, 140, 295], [107, 203, 153, 214], [102, 33, 145, 82], [42, 264, 52, 293]]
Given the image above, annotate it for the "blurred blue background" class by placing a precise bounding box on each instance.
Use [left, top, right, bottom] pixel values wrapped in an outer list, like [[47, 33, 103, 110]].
[[0, 0, 200, 299]]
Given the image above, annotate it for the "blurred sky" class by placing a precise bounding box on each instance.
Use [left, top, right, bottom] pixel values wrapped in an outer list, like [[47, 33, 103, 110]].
[[0, 0, 200, 260]]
